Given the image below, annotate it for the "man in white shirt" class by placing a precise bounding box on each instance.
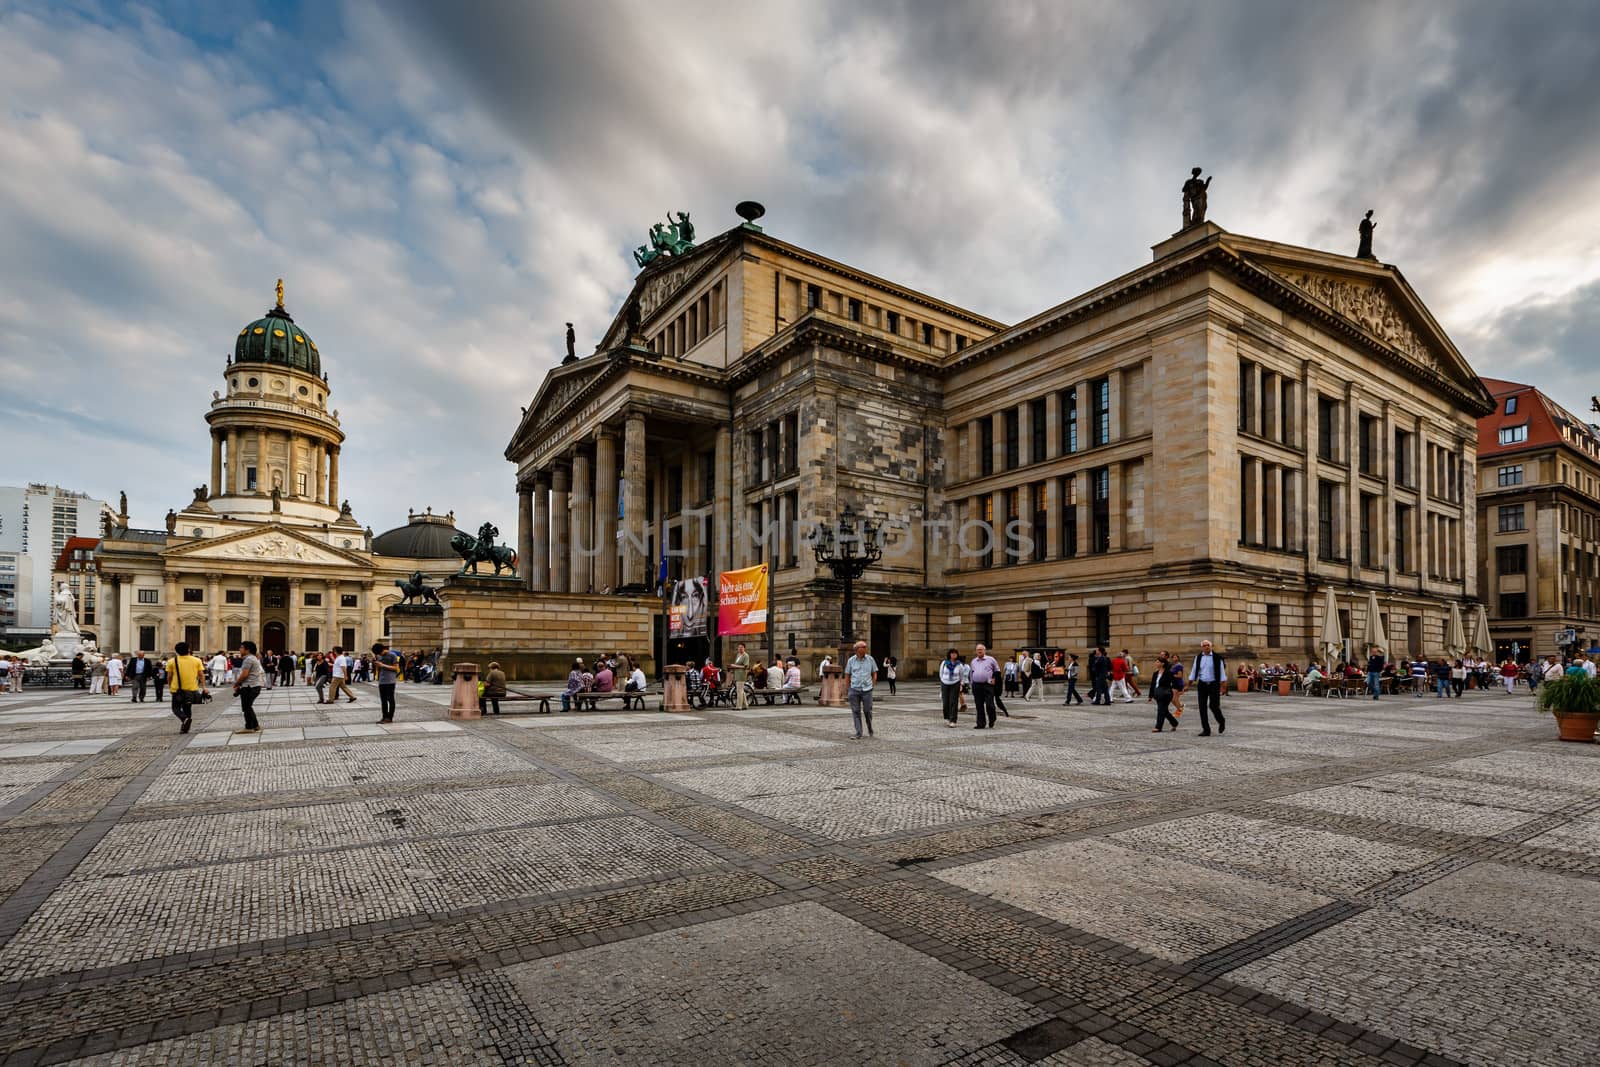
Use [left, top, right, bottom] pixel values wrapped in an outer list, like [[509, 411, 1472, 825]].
[[208, 652, 228, 688], [326, 646, 357, 704], [625, 664, 647, 692]]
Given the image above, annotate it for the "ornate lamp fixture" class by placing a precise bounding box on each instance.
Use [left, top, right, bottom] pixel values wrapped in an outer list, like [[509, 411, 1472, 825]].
[[812, 506, 882, 647]]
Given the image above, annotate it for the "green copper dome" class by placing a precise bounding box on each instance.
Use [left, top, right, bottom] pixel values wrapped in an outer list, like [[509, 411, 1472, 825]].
[[233, 282, 321, 376]]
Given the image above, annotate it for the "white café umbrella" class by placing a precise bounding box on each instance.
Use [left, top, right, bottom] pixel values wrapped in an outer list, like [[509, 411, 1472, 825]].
[[1445, 602, 1466, 659], [1318, 587, 1344, 665], [1469, 603, 1494, 658], [1360, 590, 1386, 654]]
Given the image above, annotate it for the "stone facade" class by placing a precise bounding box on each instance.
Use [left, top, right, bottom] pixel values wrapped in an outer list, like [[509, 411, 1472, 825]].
[[386, 604, 445, 655], [438, 577, 656, 680], [504, 214, 1493, 678]]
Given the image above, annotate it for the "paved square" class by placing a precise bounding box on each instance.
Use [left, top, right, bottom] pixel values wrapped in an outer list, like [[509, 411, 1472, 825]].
[[0, 679, 1594, 1066]]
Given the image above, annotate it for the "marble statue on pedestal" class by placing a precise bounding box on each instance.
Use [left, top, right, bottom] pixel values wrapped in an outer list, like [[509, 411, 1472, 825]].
[[52, 583, 78, 635]]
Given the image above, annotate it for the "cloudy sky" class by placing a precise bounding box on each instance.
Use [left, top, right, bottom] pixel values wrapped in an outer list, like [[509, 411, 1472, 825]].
[[2, 0, 1597, 538]]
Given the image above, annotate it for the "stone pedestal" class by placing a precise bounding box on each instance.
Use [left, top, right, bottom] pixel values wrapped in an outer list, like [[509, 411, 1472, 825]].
[[51, 631, 82, 661], [387, 604, 443, 653], [449, 661, 482, 719], [819, 665, 848, 707], [663, 664, 689, 712]]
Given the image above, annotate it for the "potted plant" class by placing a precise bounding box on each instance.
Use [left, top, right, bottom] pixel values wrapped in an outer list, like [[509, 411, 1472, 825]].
[[1538, 672, 1600, 742]]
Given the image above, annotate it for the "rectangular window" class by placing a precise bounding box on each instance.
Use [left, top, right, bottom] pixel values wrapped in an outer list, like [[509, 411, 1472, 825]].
[[1498, 424, 1528, 445], [783, 412, 799, 474], [922, 323, 935, 345], [137, 588, 159, 604], [784, 491, 799, 566], [1029, 610, 1048, 647], [246, 466, 257, 491], [1061, 477, 1078, 558], [955, 334, 967, 351], [1497, 464, 1523, 487], [1359, 492, 1378, 567], [700, 450, 716, 503], [766, 422, 780, 481], [1358, 414, 1378, 476], [1031, 483, 1047, 562], [1238, 360, 1253, 433], [296, 472, 307, 496], [304, 626, 320, 652], [667, 466, 684, 514], [1394, 430, 1413, 486], [885, 310, 900, 335], [1090, 466, 1111, 554], [1317, 480, 1338, 560], [340, 593, 358, 608], [1091, 378, 1111, 447], [342, 627, 356, 651], [182, 587, 203, 603], [1266, 604, 1282, 648], [979, 418, 994, 477], [1062, 387, 1079, 455], [749, 430, 766, 484], [1505, 396, 1518, 415], [1497, 504, 1526, 532], [1317, 396, 1338, 462], [980, 496, 994, 569], [226, 625, 242, 650], [138, 624, 156, 650], [1497, 544, 1527, 574], [806, 283, 821, 309], [1088, 605, 1111, 650], [1002, 488, 1019, 564], [1004, 408, 1020, 470], [304, 592, 322, 607], [225, 589, 245, 605], [847, 298, 862, 322], [1395, 504, 1411, 572], [184, 624, 201, 650], [976, 612, 993, 648], [1030, 398, 1046, 463], [1498, 592, 1528, 617], [1280, 378, 1295, 444]]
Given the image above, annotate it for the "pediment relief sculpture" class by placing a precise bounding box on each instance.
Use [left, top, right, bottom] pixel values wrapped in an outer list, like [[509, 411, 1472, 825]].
[[1282, 270, 1436, 371]]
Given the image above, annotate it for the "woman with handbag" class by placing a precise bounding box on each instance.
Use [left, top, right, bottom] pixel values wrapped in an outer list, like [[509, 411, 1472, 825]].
[[166, 641, 208, 734]]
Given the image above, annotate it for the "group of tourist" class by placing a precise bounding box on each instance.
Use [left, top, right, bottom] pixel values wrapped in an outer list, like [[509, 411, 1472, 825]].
[[560, 650, 650, 711]]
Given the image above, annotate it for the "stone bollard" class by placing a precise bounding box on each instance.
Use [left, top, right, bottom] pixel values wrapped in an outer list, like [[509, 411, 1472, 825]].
[[449, 661, 482, 719], [663, 664, 689, 712], [819, 664, 848, 707]]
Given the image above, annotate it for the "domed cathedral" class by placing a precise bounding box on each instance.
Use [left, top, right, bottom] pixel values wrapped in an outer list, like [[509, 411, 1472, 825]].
[[94, 282, 461, 657]]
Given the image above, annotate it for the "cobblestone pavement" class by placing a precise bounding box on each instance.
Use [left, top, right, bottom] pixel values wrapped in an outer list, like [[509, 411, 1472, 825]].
[[0, 678, 1593, 1065]]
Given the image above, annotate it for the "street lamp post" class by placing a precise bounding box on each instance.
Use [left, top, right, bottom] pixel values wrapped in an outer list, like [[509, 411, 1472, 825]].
[[812, 507, 882, 650]]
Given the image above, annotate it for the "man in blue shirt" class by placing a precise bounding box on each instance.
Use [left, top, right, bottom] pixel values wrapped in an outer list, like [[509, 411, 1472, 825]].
[[968, 643, 1001, 729], [844, 640, 877, 739], [1189, 640, 1227, 736]]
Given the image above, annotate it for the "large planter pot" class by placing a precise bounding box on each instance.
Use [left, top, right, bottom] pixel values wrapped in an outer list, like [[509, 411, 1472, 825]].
[[1554, 711, 1600, 743], [1236, 678, 1250, 694], [1276, 679, 1292, 697]]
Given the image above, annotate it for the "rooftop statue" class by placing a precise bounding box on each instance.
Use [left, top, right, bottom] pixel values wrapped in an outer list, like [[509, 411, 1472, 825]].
[[1357, 209, 1377, 259], [633, 211, 697, 268], [1182, 167, 1212, 228], [564, 321, 577, 364]]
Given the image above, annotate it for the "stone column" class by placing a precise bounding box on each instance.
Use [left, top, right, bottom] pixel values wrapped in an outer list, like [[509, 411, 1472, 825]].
[[1044, 478, 1061, 560], [531, 472, 550, 592], [595, 430, 619, 593], [325, 579, 339, 648], [286, 432, 299, 498], [714, 426, 732, 579], [288, 578, 303, 652], [517, 482, 534, 587], [226, 429, 239, 494], [328, 448, 340, 507], [246, 579, 261, 650], [1018, 400, 1034, 466], [571, 447, 593, 593], [162, 573, 178, 650], [1107, 368, 1123, 443], [1381, 401, 1396, 583], [210, 432, 222, 497], [255, 427, 268, 493], [1344, 383, 1361, 578], [102, 576, 120, 652], [1301, 360, 1319, 561], [1108, 464, 1125, 552], [206, 573, 221, 650], [1416, 416, 1431, 588], [551, 464, 571, 593], [314, 442, 326, 504], [1076, 471, 1091, 554], [622, 413, 647, 589], [990, 412, 1005, 474], [1044, 391, 1062, 461], [363, 581, 379, 647]]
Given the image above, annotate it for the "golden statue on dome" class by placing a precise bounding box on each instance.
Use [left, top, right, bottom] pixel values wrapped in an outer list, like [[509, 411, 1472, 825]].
[[275, 278, 285, 309]]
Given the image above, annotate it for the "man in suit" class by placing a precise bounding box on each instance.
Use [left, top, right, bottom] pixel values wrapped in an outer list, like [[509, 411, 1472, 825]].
[[127, 650, 153, 702], [1088, 646, 1111, 705], [1190, 640, 1227, 736]]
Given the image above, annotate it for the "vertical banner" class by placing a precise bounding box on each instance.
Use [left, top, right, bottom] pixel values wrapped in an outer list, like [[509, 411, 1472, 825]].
[[669, 577, 710, 638], [717, 564, 769, 635]]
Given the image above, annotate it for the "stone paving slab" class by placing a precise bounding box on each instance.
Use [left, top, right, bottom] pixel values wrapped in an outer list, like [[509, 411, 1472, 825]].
[[0, 680, 1587, 1066]]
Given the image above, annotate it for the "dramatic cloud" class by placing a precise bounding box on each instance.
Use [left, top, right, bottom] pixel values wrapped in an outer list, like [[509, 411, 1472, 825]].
[[2, 0, 1598, 535]]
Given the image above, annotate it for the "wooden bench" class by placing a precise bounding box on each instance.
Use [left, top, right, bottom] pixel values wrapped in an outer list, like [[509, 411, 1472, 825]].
[[572, 689, 649, 712], [753, 686, 805, 706]]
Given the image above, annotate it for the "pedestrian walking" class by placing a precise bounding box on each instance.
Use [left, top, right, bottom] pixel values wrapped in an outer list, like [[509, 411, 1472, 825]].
[[733, 642, 751, 709], [153, 660, 166, 702], [326, 647, 357, 704], [1063, 654, 1084, 705], [1150, 653, 1181, 732], [1189, 640, 1227, 737], [166, 641, 207, 734], [1004, 657, 1019, 697], [968, 643, 1001, 729], [885, 656, 898, 696], [127, 651, 153, 702], [1500, 658, 1519, 694], [207, 651, 228, 688], [939, 648, 962, 727], [373, 642, 400, 723], [105, 654, 124, 695], [844, 640, 877, 739], [1088, 647, 1111, 705], [1366, 648, 1387, 700], [1108, 650, 1133, 703], [232, 640, 263, 733]]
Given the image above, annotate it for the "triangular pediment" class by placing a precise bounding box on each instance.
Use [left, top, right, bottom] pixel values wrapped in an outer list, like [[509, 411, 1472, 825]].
[[505, 358, 619, 458], [164, 524, 369, 568], [1238, 245, 1492, 412]]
